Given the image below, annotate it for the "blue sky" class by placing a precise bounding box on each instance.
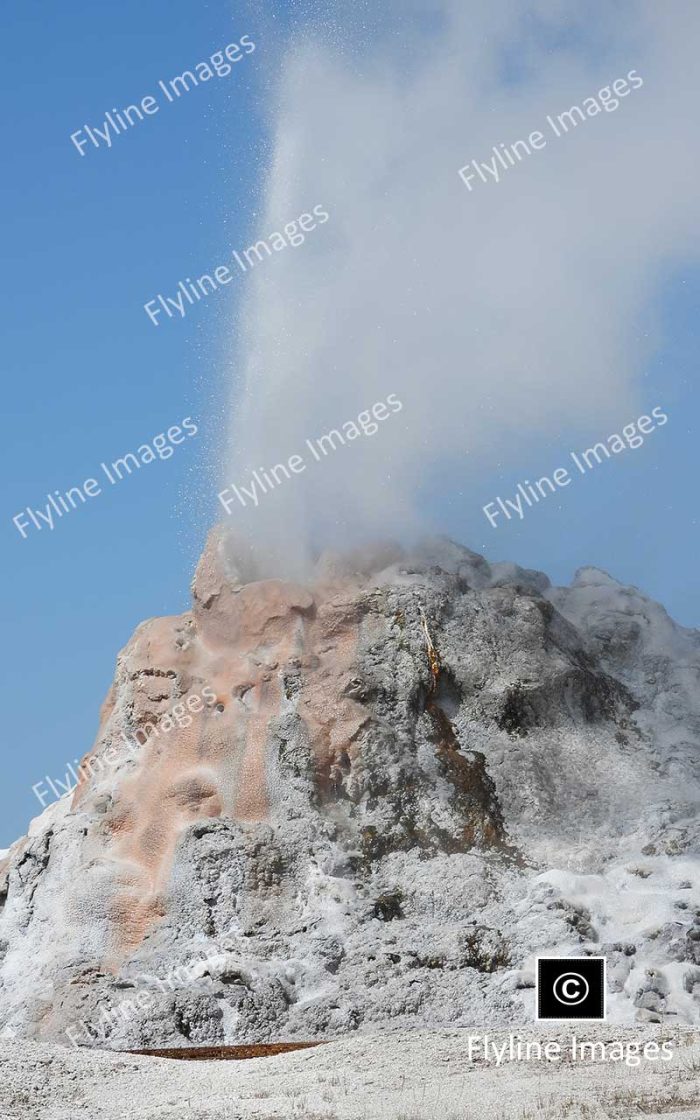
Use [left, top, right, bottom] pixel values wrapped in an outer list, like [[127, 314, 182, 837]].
[[1, 0, 698, 846]]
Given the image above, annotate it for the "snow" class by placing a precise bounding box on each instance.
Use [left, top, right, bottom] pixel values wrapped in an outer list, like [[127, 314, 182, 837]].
[[0, 1026, 698, 1119]]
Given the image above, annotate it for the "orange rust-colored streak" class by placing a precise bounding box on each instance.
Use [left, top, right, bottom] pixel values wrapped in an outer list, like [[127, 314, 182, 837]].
[[419, 606, 441, 691], [98, 576, 315, 961], [77, 539, 382, 965]]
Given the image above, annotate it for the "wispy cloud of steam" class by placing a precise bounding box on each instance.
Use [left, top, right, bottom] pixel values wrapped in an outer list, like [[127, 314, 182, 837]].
[[224, 0, 700, 577]]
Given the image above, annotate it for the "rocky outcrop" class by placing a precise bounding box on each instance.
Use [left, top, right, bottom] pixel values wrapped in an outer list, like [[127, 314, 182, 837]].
[[0, 533, 698, 1047]]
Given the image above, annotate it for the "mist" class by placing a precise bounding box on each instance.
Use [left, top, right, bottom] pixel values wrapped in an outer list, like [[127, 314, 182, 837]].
[[223, 0, 700, 578]]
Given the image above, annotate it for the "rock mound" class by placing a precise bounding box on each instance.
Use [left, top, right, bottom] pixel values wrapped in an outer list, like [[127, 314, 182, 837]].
[[0, 533, 698, 1047]]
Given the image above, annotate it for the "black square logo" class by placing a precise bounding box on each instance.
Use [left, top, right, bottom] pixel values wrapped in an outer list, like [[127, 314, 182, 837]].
[[536, 957, 606, 1020]]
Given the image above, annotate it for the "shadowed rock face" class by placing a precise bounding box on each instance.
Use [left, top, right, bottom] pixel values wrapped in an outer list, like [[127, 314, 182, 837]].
[[0, 534, 698, 1047]]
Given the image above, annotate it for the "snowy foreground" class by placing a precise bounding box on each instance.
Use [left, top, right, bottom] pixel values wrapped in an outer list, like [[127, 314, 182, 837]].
[[1, 1027, 699, 1120]]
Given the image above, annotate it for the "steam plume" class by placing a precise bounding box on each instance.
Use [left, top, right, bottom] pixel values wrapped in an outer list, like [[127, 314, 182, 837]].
[[224, 0, 700, 577]]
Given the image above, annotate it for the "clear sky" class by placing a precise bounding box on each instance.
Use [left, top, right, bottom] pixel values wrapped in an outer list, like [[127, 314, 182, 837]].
[[1, 0, 698, 846]]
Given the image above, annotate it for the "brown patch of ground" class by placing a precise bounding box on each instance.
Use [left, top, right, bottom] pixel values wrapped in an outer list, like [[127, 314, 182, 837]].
[[127, 1041, 326, 1061]]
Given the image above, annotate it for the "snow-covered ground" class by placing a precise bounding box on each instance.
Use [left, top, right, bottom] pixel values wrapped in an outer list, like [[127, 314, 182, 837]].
[[1, 1026, 698, 1120]]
